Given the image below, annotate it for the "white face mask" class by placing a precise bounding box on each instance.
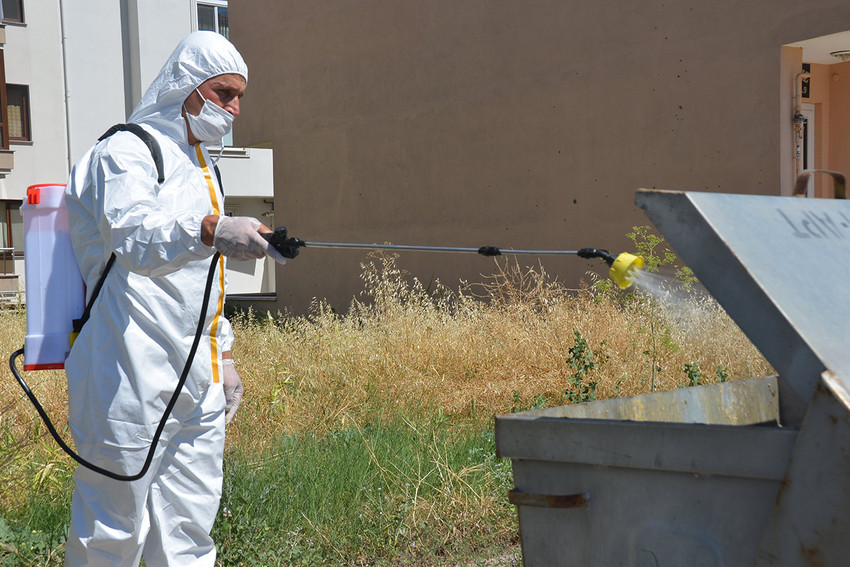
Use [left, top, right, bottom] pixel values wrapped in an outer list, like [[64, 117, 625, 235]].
[[184, 88, 234, 143]]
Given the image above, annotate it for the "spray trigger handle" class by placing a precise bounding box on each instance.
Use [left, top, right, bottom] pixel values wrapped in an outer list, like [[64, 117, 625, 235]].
[[262, 226, 305, 259]]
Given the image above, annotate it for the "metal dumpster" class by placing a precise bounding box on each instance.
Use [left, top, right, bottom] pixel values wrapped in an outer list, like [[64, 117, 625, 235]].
[[495, 190, 850, 566]]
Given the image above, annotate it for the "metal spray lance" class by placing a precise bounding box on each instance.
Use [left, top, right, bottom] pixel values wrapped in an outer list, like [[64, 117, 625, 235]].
[[262, 227, 645, 290]]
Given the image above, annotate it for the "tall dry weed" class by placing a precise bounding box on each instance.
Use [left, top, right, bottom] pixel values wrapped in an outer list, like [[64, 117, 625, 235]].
[[225, 253, 773, 454]]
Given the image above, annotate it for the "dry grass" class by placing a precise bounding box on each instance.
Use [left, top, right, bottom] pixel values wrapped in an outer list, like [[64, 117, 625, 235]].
[[225, 253, 773, 455]]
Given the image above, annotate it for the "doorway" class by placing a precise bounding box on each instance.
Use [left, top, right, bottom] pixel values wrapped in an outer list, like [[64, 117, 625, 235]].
[[784, 30, 850, 198]]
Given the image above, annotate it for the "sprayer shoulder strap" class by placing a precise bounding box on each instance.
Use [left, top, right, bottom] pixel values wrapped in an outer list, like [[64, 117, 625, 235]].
[[73, 124, 167, 335], [98, 123, 165, 183], [72, 253, 116, 335]]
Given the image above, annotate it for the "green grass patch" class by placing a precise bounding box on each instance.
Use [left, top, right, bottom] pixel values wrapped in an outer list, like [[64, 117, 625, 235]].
[[214, 416, 515, 566], [0, 415, 515, 566]]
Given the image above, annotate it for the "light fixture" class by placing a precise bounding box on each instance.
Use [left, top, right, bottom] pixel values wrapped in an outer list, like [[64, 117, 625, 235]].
[[830, 50, 850, 62]]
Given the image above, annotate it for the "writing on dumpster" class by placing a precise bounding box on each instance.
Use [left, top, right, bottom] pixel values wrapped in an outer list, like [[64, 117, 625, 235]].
[[778, 208, 850, 240]]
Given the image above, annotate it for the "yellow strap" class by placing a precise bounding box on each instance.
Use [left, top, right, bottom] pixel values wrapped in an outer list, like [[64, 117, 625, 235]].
[[196, 145, 226, 384]]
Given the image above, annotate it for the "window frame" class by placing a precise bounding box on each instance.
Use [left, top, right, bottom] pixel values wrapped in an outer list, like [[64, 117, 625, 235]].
[[0, 200, 9, 249], [196, 0, 229, 39], [6, 84, 30, 142], [0, 199, 23, 260], [0, 52, 9, 150], [0, 200, 11, 273], [1, 0, 24, 25]]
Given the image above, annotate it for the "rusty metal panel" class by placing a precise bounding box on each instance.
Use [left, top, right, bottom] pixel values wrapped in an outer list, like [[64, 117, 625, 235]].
[[507, 489, 589, 509], [508, 454, 789, 566], [495, 376, 798, 565], [496, 408, 797, 565]]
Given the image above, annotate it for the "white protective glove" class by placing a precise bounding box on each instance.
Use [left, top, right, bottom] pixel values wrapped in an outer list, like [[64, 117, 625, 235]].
[[213, 216, 287, 264], [222, 358, 244, 424]]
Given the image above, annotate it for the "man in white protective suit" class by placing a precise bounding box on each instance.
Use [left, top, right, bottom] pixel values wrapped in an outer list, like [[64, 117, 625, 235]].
[[63, 31, 283, 566]]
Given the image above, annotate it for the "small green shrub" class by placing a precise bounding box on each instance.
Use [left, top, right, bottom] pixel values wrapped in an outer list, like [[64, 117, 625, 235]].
[[509, 391, 546, 413], [627, 226, 697, 288], [683, 362, 702, 387], [565, 330, 598, 404]]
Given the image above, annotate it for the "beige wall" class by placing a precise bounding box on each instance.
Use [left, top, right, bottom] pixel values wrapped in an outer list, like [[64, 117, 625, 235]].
[[232, 1, 850, 314], [829, 61, 850, 192]]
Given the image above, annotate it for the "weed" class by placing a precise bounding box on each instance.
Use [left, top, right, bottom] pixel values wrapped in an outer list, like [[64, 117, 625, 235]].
[[564, 330, 598, 404], [626, 225, 697, 288], [509, 391, 546, 413], [683, 362, 702, 387]]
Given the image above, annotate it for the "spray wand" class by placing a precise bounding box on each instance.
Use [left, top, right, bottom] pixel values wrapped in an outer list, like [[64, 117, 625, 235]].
[[262, 227, 644, 289]]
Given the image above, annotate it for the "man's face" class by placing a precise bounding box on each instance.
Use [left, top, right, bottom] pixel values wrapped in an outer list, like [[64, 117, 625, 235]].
[[184, 73, 247, 144]]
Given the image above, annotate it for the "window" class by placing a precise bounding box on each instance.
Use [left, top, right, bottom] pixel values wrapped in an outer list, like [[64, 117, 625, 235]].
[[6, 84, 30, 141], [0, 200, 23, 274], [1, 0, 24, 24], [197, 1, 229, 39]]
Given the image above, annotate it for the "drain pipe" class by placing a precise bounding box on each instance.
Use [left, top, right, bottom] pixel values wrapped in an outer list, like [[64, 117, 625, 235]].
[[792, 70, 811, 180], [58, 0, 73, 172]]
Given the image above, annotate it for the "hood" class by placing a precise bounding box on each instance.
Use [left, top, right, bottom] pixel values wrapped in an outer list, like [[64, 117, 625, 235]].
[[127, 31, 248, 145]]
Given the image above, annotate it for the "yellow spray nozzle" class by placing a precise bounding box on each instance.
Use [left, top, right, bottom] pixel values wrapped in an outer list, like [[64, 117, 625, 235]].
[[609, 252, 644, 289]]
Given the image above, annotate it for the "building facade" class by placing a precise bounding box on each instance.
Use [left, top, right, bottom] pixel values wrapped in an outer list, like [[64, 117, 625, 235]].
[[230, 1, 850, 315], [0, 0, 277, 304]]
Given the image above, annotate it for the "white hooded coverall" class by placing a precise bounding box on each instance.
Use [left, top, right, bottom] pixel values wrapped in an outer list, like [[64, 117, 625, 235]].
[[63, 32, 246, 566]]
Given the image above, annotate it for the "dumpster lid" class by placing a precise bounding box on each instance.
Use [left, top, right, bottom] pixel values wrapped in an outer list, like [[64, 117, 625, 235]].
[[636, 190, 849, 410]]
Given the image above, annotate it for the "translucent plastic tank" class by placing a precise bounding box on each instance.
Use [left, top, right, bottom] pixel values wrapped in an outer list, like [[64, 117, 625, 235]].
[[20, 184, 84, 370]]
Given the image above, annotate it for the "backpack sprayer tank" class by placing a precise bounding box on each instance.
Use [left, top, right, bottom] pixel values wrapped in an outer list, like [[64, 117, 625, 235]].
[[20, 184, 85, 370]]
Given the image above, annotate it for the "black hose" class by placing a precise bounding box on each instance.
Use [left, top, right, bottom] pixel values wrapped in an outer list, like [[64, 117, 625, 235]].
[[8, 252, 221, 482]]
